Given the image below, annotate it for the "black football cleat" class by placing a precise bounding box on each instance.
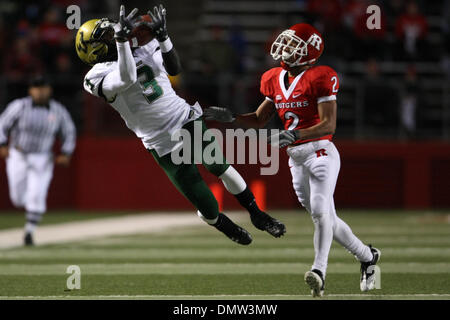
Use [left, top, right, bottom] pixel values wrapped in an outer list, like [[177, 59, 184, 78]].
[[250, 211, 286, 238], [214, 213, 252, 245], [360, 244, 381, 291], [304, 269, 325, 297], [24, 233, 34, 246]]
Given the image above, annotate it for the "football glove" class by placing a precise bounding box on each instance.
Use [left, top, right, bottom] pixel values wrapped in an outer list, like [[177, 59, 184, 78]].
[[268, 130, 300, 148], [203, 107, 236, 123], [113, 5, 139, 42], [147, 4, 169, 42]]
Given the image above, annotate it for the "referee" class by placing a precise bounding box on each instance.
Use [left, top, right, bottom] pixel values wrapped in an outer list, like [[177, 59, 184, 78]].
[[0, 75, 76, 245]]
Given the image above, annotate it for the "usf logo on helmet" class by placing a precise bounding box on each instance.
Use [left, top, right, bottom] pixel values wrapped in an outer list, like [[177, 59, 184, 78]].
[[75, 18, 116, 65]]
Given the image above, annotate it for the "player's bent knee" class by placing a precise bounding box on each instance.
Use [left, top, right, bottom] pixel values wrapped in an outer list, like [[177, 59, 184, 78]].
[[205, 162, 229, 177], [310, 193, 329, 217], [293, 183, 311, 212], [297, 195, 310, 211], [25, 194, 47, 214]]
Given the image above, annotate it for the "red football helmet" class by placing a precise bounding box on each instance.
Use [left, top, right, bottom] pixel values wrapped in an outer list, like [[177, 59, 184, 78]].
[[271, 23, 324, 70]]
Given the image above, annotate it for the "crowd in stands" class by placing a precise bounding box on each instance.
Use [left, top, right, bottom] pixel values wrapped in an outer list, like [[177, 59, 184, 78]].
[[0, 0, 448, 138]]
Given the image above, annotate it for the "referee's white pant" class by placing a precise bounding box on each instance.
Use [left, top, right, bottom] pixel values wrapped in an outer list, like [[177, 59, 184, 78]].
[[6, 148, 54, 214]]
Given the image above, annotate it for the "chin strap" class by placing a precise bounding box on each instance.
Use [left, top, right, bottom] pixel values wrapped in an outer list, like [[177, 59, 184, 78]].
[[281, 59, 316, 70]]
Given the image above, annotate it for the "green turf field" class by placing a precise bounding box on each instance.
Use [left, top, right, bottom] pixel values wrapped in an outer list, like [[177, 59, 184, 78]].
[[0, 210, 449, 300]]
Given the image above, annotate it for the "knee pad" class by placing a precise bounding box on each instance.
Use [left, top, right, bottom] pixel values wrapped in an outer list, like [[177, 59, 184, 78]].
[[310, 162, 329, 181], [310, 193, 329, 218]]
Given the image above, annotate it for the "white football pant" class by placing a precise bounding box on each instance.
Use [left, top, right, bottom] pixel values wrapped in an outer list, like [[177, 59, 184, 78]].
[[288, 140, 372, 277], [6, 148, 54, 214]]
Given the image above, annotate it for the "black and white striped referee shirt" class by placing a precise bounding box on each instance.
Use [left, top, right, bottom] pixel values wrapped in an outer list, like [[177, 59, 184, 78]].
[[0, 96, 76, 154]]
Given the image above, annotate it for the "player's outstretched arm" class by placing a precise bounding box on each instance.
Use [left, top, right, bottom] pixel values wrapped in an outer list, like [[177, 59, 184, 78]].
[[204, 99, 276, 129], [143, 4, 181, 76], [237, 99, 276, 128], [102, 5, 139, 96]]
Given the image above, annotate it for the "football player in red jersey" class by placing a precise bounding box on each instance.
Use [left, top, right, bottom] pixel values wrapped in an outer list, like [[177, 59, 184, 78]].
[[204, 23, 381, 297]]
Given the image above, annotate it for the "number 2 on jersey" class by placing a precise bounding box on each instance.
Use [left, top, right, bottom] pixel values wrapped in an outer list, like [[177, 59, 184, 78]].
[[331, 76, 338, 93], [137, 64, 163, 104], [285, 111, 299, 130]]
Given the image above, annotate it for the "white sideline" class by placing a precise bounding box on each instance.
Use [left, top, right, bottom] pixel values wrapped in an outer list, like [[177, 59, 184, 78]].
[[0, 211, 242, 249], [2, 294, 450, 300]]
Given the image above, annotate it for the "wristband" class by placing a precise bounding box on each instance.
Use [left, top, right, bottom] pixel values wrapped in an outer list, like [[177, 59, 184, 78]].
[[159, 37, 173, 53], [130, 37, 139, 48]]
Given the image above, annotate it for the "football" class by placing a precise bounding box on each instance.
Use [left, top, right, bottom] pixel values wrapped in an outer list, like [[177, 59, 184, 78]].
[[129, 14, 154, 47]]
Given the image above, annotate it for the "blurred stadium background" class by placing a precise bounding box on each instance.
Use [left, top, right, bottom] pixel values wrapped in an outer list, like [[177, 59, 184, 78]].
[[0, 0, 449, 300], [0, 0, 449, 212]]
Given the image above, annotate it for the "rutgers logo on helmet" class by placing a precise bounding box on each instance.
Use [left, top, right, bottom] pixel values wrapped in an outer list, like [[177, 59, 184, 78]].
[[270, 23, 324, 70]]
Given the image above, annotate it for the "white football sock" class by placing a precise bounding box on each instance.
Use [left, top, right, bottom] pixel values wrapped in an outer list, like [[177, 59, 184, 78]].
[[24, 211, 42, 234], [24, 221, 37, 234], [219, 166, 247, 195], [311, 213, 333, 277], [197, 210, 219, 225]]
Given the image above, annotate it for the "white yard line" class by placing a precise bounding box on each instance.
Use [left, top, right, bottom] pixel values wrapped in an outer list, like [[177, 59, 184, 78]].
[[1, 294, 450, 300], [0, 211, 238, 249]]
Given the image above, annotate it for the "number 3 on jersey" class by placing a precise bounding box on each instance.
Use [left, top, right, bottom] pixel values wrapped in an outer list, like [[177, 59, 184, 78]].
[[137, 64, 163, 104]]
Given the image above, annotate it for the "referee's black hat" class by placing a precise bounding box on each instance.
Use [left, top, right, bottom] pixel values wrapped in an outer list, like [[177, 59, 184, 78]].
[[29, 75, 52, 87]]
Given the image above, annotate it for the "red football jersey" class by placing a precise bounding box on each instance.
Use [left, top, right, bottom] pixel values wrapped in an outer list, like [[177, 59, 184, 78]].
[[260, 65, 339, 144]]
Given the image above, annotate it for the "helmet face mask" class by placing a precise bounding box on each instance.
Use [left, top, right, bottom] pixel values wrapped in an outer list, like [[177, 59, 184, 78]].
[[271, 30, 308, 67], [76, 18, 118, 65], [270, 23, 324, 69], [92, 19, 115, 43]]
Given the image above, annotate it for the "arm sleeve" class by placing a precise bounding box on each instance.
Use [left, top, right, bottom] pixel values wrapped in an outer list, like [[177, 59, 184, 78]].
[[157, 38, 182, 76], [161, 48, 182, 76], [84, 42, 137, 102], [102, 41, 137, 97], [57, 104, 77, 155], [315, 67, 339, 104], [0, 100, 23, 145]]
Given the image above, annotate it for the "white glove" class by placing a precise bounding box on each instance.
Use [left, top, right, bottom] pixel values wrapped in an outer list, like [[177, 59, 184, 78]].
[[203, 107, 235, 123], [268, 130, 300, 148]]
